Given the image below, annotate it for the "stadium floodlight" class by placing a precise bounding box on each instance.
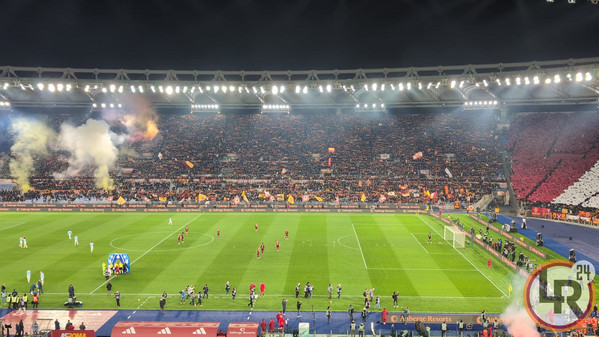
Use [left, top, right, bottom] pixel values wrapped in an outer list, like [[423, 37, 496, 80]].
[[101, 87, 108, 93], [585, 72, 592, 81], [101, 103, 106, 108], [450, 80, 456, 88], [355, 102, 386, 113], [399, 83, 404, 91], [109, 103, 114, 108], [222, 85, 228, 93], [381, 84, 385, 91], [66, 84, 72, 91], [505, 78, 511, 86], [459, 80, 465, 88], [57, 83, 64, 92], [238, 86, 243, 93], [533, 76, 540, 85], [364, 84, 369, 91], [435, 82, 441, 89], [190, 86, 195, 93], [319, 85, 324, 93], [191, 104, 220, 113], [48, 84, 56, 92], [482, 80, 488, 87], [372, 83, 377, 91], [390, 84, 395, 90], [280, 85, 285, 93], [303, 86, 308, 94], [92, 103, 97, 108], [159, 85, 164, 93], [272, 85, 279, 95], [166, 86, 174, 95], [295, 85, 300, 94], [554, 75, 561, 83], [182, 86, 187, 93], [516, 77, 522, 85], [151, 85, 156, 93], [261, 104, 290, 114], [37, 83, 45, 91], [130, 85, 136, 93], [198, 86, 204, 93], [229, 85, 235, 92], [568, 0, 575, 3], [545, 78, 552, 84], [118, 85, 123, 93], [252, 86, 257, 94], [496, 79, 501, 86], [260, 86, 265, 94], [326, 84, 332, 93], [524, 77, 530, 85], [418, 82, 423, 90], [575, 72, 583, 82], [2, 83, 8, 90], [213, 85, 219, 93], [175, 86, 181, 94], [109, 84, 116, 93], [427, 82, 432, 89]]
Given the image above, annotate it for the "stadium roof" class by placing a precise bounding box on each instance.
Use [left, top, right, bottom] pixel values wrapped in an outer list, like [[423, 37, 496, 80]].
[[1, 58, 598, 111]]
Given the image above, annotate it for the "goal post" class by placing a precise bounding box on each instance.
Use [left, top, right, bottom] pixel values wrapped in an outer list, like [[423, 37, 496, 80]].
[[443, 226, 466, 248]]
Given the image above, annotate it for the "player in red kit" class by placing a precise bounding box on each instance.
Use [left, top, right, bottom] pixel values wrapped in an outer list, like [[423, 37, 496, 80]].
[[185, 225, 189, 235], [177, 233, 182, 245], [285, 230, 289, 240], [217, 229, 220, 238], [181, 232, 185, 244], [257, 249, 260, 259], [260, 243, 265, 254], [487, 259, 492, 269], [255, 223, 258, 232], [276, 240, 280, 251]]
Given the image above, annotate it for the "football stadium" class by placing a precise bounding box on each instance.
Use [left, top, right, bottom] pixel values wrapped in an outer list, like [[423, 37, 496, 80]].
[[0, 2, 598, 337]]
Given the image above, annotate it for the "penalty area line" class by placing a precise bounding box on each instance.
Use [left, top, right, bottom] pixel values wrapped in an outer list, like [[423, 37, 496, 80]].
[[89, 214, 203, 294], [417, 214, 509, 298]]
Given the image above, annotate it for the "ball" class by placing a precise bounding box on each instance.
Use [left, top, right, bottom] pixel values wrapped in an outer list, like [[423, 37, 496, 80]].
[[329, 300, 332, 303], [138, 298, 141, 301]]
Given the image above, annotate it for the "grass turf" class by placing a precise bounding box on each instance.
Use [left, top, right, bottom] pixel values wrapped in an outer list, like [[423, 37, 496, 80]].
[[0, 212, 516, 313]]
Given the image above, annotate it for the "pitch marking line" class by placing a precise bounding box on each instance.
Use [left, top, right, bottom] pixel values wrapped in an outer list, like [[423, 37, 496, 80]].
[[89, 214, 203, 294], [351, 223, 368, 269], [367, 267, 478, 272], [0, 222, 26, 231], [410, 233, 429, 254], [43, 292, 503, 299], [417, 214, 509, 298], [336, 234, 360, 250]]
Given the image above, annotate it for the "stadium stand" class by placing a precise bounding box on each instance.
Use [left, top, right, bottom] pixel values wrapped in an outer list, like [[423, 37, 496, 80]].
[[0, 110, 505, 204]]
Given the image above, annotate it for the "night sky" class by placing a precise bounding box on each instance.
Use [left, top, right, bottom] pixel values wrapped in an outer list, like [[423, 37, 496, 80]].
[[0, 0, 598, 71]]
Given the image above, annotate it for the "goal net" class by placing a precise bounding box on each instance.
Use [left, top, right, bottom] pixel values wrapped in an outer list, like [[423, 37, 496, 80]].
[[443, 226, 466, 248]]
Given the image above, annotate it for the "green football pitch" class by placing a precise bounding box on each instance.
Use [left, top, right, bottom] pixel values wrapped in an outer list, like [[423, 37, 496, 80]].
[[0, 212, 517, 313]]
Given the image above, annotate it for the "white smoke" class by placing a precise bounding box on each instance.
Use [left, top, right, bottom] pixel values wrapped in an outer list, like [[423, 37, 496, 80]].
[[54, 119, 121, 191], [9, 118, 57, 192], [500, 275, 540, 337]]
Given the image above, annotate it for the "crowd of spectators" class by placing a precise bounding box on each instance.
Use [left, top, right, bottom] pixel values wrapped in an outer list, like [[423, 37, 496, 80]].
[[507, 112, 599, 209], [0, 110, 505, 204]]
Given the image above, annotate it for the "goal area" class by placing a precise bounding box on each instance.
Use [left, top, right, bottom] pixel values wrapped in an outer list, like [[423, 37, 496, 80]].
[[443, 226, 466, 248]]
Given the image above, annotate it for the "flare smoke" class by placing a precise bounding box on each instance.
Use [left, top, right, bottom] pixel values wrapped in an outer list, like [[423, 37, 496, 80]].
[[9, 118, 56, 193], [54, 119, 121, 191]]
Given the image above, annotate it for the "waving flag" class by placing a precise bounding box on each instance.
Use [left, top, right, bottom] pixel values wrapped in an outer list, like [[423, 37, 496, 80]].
[[361, 193, 367, 202], [287, 194, 295, 204], [412, 152, 423, 160], [242, 191, 249, 203], [313, 196, 323, 202]]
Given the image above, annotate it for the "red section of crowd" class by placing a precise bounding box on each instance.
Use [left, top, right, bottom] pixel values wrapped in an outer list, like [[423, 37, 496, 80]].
[[507, 112, 599, 203]]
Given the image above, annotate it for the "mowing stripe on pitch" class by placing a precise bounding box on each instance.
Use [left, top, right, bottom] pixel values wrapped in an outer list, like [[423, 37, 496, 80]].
[[89, 214, 203, 294], [417, 214, 509, 297]]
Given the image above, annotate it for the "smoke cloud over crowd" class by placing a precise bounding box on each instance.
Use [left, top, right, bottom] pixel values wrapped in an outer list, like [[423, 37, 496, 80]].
[[9, 118, 57, 193], [8, 100, 160, 192]]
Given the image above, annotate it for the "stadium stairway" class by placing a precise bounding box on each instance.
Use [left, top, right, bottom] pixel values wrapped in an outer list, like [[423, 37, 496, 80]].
[[0, 308, 492, 337], [494, 214, 599, 271]]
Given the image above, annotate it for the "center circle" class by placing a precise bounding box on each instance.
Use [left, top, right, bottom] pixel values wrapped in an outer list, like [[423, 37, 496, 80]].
[[110, 231, 214, 252]]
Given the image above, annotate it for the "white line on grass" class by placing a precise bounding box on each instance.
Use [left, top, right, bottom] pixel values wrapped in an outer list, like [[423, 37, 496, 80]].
[[351, 223, 368, 269], [42, 292, 503, 299], [89, 214, 202, 294], [417, 214, 509, 298], [0, 222, 26, 231], [410, 233, 429, 254], [367, 267, 478, 272]]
